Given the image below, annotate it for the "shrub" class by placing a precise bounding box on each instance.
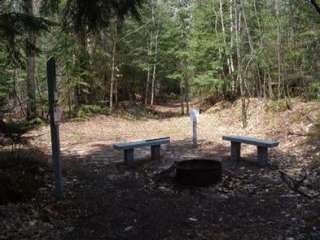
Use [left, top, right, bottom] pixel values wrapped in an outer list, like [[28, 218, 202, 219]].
[[76, 104, 106, 117], [307, 81, 320, 100]]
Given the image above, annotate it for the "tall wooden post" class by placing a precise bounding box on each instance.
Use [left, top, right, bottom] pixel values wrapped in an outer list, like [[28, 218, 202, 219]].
[[47, 58, 64, 199]]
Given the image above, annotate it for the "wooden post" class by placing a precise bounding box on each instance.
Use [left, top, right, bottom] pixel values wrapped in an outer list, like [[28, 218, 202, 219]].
[[47, 58, 64, 200]]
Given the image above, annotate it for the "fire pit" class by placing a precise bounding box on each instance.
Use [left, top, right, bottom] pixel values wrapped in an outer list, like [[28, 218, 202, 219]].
[[175, 159, 222, 187]]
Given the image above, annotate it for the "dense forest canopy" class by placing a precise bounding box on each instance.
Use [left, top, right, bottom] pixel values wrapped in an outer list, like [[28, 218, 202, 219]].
[[0, 0, 320, 123]]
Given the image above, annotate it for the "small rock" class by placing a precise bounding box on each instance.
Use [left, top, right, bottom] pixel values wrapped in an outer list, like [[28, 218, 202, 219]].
[[188, 217, 198, 222], [159, 186, 171, 192], [124, 226, 133, 232], [29, 220, 37, 227]]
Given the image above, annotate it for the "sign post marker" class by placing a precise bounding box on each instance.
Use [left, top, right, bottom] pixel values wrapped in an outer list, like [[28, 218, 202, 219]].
[[47, 57, 64, 200]]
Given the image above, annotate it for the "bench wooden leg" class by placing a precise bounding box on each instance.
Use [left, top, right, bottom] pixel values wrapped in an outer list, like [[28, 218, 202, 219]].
[[257, 146, 268, 166], [231, 142, 241, 162], [151, 145, 161, 161], [124, 149, 134, 164]]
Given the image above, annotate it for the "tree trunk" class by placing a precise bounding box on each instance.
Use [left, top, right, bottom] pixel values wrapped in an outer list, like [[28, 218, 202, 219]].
[[25, 0, 36, 120], [235, 0, 247, 128], [239, 0, 254, 54], [150, 28, 159, 106], [219, 0, 232, 75], [229, 0, 236, 92], [275, 0, 282, 99], [109, 19, 118, 112], [212, 3, 222, 62], [185, 77, 190, 114], [76, 30, 89, 105], [180, 80, 185, 115], [145, 33, 152, 105], [268, 71, 274, 99], [115, 67, 119, 106]]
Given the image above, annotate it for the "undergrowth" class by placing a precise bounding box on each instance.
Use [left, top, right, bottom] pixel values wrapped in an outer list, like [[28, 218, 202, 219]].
[[115, 101, 156, 120], [0, 149, 48, 205], [309, 114, 320, 142], [76, 104, 107, 118], [264, 99, 290, 113]]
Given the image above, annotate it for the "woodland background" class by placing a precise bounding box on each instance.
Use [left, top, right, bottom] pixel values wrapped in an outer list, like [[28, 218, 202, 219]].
[[0, 0, 320, 128]]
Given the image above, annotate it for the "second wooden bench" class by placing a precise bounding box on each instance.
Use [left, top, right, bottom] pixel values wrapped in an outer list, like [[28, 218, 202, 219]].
[[222, 135, 279, 166]]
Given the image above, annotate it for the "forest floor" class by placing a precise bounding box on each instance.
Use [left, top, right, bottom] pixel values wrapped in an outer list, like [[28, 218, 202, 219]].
[[1, 98, 320, 240]]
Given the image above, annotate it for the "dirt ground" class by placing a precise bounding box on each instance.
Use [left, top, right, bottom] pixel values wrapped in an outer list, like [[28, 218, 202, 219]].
[[1, 99, 320, 240]]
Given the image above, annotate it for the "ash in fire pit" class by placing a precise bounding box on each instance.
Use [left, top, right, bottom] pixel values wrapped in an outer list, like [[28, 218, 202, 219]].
[[176, 159, 222, 187]]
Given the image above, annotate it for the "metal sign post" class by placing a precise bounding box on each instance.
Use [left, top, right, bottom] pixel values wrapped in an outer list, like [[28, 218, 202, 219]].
[[47, 57, 64, 200], [190, 109, 199, 146]]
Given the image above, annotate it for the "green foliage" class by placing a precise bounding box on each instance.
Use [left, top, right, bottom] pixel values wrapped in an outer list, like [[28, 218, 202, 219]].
[[307, 81, 320, 100], [76, 104, 106, 117], [1, 0, 320, 121], [0, 11, 54, 65], [4, 119, 41, 135], [62, 0, 143, 33], [0, 49, 12, 114]]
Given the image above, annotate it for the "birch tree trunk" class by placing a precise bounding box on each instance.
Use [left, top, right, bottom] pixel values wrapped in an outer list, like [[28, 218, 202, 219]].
[[275, 0, 282, 99], [145, 0, 155, 105], [219, 0, 231, 75], [185, 76, 190, 114], [240, 0, 254, 54], [229, 0, 236, 92], [145, 37, 152, 105], [109, 19, 118, 112], [115, 67, 119, 106], [150, 28, 159, 106], [180, 79, 185, 115], [235, 0, 247, 128]]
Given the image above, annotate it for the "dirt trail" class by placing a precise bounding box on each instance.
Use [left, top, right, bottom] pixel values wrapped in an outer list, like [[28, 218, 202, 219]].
[[29, 98, 319, 170]]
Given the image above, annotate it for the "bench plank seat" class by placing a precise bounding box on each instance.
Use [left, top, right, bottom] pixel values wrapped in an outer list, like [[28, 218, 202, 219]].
[[113, 137, 170, 163], [222, 135, 279, 166], [222, 135, 279, 147], [114, 137, 170, 150]]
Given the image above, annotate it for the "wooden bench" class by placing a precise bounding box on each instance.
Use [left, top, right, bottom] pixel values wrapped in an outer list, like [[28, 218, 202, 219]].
[[113, 137, 170, 164], [222, 135, 279, 166]]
